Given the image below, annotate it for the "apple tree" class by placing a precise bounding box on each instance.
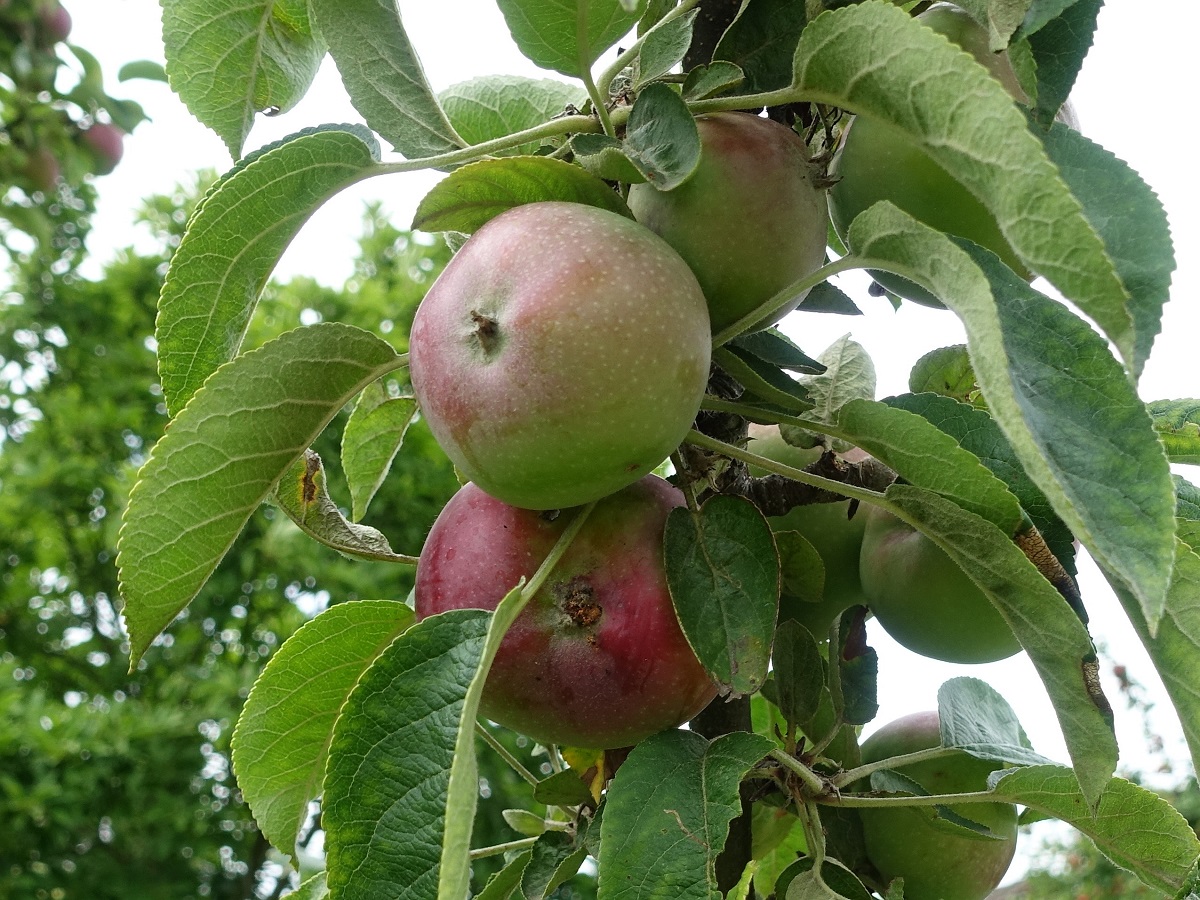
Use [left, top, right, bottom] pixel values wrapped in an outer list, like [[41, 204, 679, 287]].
[[117, 1, 1200, 898]]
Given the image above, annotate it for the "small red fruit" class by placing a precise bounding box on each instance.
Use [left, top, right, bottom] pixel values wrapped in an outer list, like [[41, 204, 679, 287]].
[[81, 123, 124, 175], [21, 146, 61, 194], [37, 2, 72, 43], [414, 475, 717, 749]]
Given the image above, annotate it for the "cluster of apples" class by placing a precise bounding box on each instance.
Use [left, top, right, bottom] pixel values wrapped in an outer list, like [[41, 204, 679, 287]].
[[412, 110, 829, 750]]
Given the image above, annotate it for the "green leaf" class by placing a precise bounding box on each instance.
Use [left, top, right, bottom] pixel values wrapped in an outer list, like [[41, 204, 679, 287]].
[[161, 0, 325, 157], [884, 392, 1075, 576], [477, 852, 534, 900], [230, 600, 414, 861], [776, 530, 824, 605], [952, 0, 1033, 48], [598, 730, 775, 900], [117, 59, 168, 83], [713, 0, 808, 93], [1177, 478, 1200, 522], [798, 280, 861, 316], [635, 9, 698, 87], [772, 620, 825, 727], [117, 324, 403, 664], [522, 831, 588, 900], [572, 133, 649, 182], [990, 765, 1200, 894], [495, 0, 647, 77], [837, 398, 1023, 535], [532, 770, 595, 808], [847, 202, 1175, 636], [1106, 529, 1200, 780], [778, 858, 873, 900], [342, 382, 418, 523], [682, 61, 745, 100], [730, 329, 825, 375], [622, 82, 702, 190], [906, 345, 977, 404], [936, 676, 1055, 767], [780, 334, 875, 451], [1037, 116, 1175, 377], [792, 3, 1134, 366], [665, 496, 780, 695], [714, 346, 813, 413], [881, 484, 1117, 807], [274, 450, 416, 562], [411, 156, 631, 234], [157, 125, 381, 415], [440, 76, 586, 156], [1149, 400, 1200, 465], [291, 872, 329, 900], [1022, 0, 1101, 127], [308, 0, 462, 159], [323, 608, 491, 900]]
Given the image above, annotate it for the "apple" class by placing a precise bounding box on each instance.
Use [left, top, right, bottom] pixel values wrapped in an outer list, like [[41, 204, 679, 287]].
[[746, 425, 867, 637], [828, 2, 1063, 307], [858, 506, 1020, 663], [414, 474, 717, 749], [81, 123, 124, 175], [857, 710, 1018, 900], [21, 146, 61, 194], [408, 201, 711, 511], [37, 1, 71, 43], [627, 112, 828, 334]]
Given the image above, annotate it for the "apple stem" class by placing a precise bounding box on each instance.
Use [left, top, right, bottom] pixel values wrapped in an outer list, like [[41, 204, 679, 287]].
[[469, 836, 540, 860], [831, 746, 972, 790], [475, 722, 540, 786], [817, 788, 1004, 809], [797, 796, 827, 867]]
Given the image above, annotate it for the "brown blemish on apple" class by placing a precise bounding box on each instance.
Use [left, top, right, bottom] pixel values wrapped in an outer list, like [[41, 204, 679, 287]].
[[470, 310, 500, 354], [556, 576, 602, 629]]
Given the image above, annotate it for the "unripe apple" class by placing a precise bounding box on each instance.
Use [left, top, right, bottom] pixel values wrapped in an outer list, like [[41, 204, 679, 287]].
[[414, 475, 717, 749], [21, 145, 61, 194], [858, 506, 1020, 663], [81, 123, 124, 175], [829, 2, 1066, 307], [627, 112, 828, 334], [857, 710, 1018, 900], [409, 201, 711, 511], [746, 425, 867, 637]]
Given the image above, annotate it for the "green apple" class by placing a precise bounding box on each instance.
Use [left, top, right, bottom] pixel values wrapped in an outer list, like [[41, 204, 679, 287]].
[[828, 2, 1059, 307], [746, 425, 867, 637], [858, 506, 1020, 663], [409, 201, 711, 511], [627, 111, 828, 334], [857, 710, 1018, 900]]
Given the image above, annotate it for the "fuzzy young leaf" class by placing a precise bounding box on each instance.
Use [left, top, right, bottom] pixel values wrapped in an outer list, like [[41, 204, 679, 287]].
[[936, 676, 1054, 767], [635, 8, 698, 87], [1037, 116, 1174, 377], [440, 76, 586, 156], [793, 2, 1134, 366], [622, 82, 701, 190], [411, 156, 631, 234], [907, 345, 977, 403], [308, 0, 462, 159], [1148, 400, 1200, 465], [682, 61, 745, 99], [598, 730, 775, 900], [274, 450, 415, 562], [990, 765, 1200, 895], [776, 530, 824, 605], [118, 324, 404, 665], [713, 0, 808, 94], [772, 620, 826, 727], [342, 382, 418, 523], [157, 125, 381, 415], [847, 202, 1175, 637], [323, 609, 491, 900], [665, 496, 780, 695], [161, 0, 325, 157], [477, 852, 533, 900], [230, 601, 414, 862], [780, 334, 875, 451], [571, 133, 649, 183], [881, 484, 1117, 806], [522, 832, 588, 900], [495, 0, 647, 77]]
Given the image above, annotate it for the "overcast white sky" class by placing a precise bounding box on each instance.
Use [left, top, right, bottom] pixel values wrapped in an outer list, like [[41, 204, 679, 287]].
[[70, 0, 1197, 811]]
